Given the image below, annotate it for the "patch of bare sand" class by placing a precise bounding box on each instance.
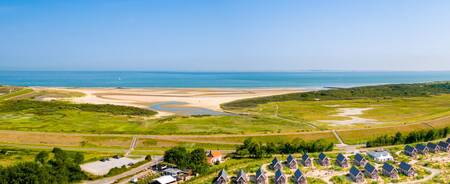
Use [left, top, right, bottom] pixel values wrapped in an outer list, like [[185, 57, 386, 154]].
[[320, 108, 381, 125], [38, 87, 304, 117]]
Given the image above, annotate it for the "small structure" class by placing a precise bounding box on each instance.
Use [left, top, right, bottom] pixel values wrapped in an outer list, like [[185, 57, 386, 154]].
[[152, 175, 177, 184], [382, 163, 398, 179], [353, 153, 367, 166], [399, 162, 415, 177], [447, 138, 450, 144], [438, 141, 449, 152], [427, 142, 440, 153], [235, 169, 248, 184], [367, 150, 394, 162], [404, 145, 417, 157], [286, 154, 298, 169], [255, 166, 267, 184], [214, 169, 228, 184], [207, 150, 223, 165], [317, 152, 330, 166], [415, 144, 428, 154], [162, 168, 183, 177], [292, 169, 307, 184], [349, 166, 364, 183], [301, 153, 312, 167], [335, 153, 348, 168], [364, 163, 378, 179], [271, 157, 283, 170], [274, 169, 286, 184]]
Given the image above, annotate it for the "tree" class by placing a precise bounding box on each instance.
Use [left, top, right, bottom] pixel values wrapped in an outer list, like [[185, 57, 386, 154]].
[[164, 147, 189, 169], [35, 151, 49, 164], [189, 148, 208, 174], [73, 152, 84, 164]]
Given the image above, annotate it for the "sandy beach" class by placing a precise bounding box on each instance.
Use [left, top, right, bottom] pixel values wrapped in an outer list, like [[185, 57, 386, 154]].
[[35, 87, 304, 116]]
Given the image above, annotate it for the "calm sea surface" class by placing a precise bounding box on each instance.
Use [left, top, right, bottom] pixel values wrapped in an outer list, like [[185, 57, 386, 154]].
[[0, 71, 449, 88]]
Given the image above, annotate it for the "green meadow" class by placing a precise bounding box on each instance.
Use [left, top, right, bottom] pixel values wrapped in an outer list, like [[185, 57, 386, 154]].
[[0, 82, 449, 158], [238, 94, 450, 127]]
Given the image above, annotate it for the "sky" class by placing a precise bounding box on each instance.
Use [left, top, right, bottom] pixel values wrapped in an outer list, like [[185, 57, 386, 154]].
[[1, 0, 450, 71]]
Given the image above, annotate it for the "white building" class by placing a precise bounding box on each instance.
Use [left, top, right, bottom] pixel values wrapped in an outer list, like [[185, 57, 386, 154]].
[[367, 150, 394, 162], [153, 175, 177, 184]]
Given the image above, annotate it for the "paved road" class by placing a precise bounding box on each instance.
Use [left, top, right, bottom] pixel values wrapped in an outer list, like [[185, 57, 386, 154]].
[[83, 156, 163, 184]]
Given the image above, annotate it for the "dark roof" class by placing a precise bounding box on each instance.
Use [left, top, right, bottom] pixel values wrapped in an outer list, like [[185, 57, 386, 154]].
[[364, 163, 376, 173], [354, 153, 364, 162], [427, 142, 438, 149], [404, 145, 416, 153], [294, 169, 304, 179], [336, 153, 347, 162], [415, 144, 427, 151], [447, 138, 450, 143], [271, 157, 280, 165], [399, 162, 412, 171], [302, 153, 310, 161], [318, 152, 327, 161], [218, 169, 228, 179], [382, 163, 395, 172], [275, 169, 284, 180], [287, 154, 295, 163], [256, 167, 265, 178], [236, 169, 246, 179], [438, 141, 449, 148], [349, 166, 362, 176]]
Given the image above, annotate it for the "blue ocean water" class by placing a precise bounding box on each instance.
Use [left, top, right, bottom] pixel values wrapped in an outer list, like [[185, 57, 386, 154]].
[[0, 71, 449, 88]]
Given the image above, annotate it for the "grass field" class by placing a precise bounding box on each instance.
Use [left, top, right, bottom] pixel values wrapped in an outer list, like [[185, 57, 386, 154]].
[[235, 94, 450, 129], [0, 145, 119, 166], [0, 109, 317, 134], [0, 82, 449, 165]]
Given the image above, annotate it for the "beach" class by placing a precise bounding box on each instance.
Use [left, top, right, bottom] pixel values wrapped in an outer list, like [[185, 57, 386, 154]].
[[34, 87, 304, 116]]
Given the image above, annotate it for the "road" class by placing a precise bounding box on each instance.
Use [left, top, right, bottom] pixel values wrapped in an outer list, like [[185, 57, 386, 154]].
[[83, 156, 163, 184]]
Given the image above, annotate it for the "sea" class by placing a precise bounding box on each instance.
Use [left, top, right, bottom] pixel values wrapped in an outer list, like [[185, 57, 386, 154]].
[[0, 71, 450, 88]]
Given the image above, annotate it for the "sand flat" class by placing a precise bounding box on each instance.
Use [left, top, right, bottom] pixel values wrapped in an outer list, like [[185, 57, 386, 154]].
[[37, 87, 304, 116]]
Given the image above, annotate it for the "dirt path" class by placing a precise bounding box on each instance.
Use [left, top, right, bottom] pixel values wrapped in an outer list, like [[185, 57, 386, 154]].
[[332, 130, 344, 145], [396, 166, 440, 184], [125, 136, 138, 156]]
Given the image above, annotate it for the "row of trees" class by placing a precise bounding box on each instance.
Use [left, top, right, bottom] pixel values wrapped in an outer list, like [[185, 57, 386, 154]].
[[0, 148, 86, 183], [366, 127, 449, 147], [234, 138, 334, 158], [164, 147, 209, 174]]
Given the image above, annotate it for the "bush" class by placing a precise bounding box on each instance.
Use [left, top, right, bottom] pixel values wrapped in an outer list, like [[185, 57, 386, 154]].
[[0, 99, 156, 116]]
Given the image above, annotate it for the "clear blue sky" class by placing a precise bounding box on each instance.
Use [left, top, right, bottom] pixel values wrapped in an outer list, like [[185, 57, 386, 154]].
[[1, 0, 450, 71]]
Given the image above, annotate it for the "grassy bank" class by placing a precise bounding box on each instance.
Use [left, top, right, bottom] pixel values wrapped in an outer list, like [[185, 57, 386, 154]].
[[222, 81, 450, 109]]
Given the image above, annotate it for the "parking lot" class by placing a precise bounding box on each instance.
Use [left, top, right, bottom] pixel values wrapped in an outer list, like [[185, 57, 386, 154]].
[[81, 156, 145, 176]]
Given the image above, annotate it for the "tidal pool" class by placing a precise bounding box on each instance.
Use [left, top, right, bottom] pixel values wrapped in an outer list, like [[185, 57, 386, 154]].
[[149, 101, 229, 116]]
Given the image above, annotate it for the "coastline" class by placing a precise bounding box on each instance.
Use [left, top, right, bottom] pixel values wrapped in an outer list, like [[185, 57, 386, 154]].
[[32, 87, 307, 117]]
